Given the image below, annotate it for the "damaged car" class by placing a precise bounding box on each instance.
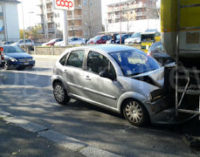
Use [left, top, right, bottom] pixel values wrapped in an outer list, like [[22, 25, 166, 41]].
[[52, 45, 168, 126]]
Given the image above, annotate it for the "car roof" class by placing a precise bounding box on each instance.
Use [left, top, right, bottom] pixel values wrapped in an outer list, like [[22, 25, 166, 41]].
[[84, 44, 137, 53]]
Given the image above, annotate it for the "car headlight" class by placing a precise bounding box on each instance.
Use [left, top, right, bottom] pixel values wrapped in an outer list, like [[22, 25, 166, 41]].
[[7, 57, 17, 62], [150, 89, 164, 102]]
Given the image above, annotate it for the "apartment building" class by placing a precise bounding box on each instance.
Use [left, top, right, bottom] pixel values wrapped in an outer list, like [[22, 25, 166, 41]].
[[106, 0, 159, 32], [0, 0, 20, 42], [39, 0, 102, 39]]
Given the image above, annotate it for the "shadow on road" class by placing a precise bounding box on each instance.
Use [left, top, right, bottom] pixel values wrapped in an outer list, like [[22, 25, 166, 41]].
[[0, 71, 199, 157]]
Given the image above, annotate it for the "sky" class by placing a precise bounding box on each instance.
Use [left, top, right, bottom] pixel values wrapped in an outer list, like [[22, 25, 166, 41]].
[[18, 0, 126, 29]]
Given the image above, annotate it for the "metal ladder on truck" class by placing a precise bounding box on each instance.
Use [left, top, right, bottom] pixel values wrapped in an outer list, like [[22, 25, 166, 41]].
[[175, 0, 200, 119]]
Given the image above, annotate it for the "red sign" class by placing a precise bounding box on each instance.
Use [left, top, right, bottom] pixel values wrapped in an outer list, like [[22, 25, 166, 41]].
[[0, 47, 3, 52], [54, 0, 74, 10]]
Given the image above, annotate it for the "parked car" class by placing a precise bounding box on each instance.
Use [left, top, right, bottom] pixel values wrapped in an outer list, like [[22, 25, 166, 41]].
[[55, 37, 86, 46], [52, 45, 167, 126], [3, 41, 15, 45], [42, 38, 62, 46], [115, 34, 131, 44], [87, 35, 112, 44], [3, 46, 35, 70], [125, 33, 141, 45], [12, 39, 35, 50], [148, 42, 174, 65], [0, 47, 5, 68], [107, 34, 131, 44]]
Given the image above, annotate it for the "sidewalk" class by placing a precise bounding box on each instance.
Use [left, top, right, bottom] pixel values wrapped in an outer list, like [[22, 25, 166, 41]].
[[0, 119, 85, 157]]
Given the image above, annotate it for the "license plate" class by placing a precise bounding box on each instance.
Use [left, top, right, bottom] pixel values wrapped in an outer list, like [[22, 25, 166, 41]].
[[24, 62, 29, 65]]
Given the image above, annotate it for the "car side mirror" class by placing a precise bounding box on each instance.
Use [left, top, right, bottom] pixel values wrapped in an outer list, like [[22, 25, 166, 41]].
[[99, 70, 116, 80]]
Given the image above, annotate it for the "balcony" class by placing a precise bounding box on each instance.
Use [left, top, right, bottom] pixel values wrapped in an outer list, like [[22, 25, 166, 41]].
[[46, 8, 53, 13], [74, 4, 82, 9], [46, 0, 52, 4], [68, 25, 82, 30], [67, 15, 82, 20], [48, 28, 56, 33], [47, 18, 54, 23]]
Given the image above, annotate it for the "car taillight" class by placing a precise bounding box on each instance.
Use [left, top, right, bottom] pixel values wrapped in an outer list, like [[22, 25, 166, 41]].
[[1, 55, 4, 60]]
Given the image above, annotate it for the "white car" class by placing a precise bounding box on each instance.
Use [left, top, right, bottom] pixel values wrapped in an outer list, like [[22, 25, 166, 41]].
[[54, 37, 86, 46], [42, 38, 62, 46], [12, 39, 35, 48], [125, 33, 141, 45]]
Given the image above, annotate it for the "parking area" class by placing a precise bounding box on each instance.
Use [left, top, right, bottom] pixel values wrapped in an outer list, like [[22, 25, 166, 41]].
[[0, 55, 200, 157]]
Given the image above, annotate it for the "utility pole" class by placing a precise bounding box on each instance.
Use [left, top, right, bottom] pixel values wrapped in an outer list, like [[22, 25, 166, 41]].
[[63, 10, 68, 46], [119, 0, 122, 44]]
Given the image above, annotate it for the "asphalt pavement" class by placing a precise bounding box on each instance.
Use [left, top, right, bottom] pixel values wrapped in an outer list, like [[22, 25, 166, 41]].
[[0, 119, 84, 157], [0, 55, 200, 157]]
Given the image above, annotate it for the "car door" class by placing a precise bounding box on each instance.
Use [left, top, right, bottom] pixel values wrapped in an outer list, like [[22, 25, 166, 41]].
[[63, 49, 86, 97], [82, 50, 123, 108]]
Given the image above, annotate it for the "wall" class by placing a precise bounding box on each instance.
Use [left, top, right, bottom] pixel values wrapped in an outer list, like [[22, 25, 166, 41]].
[[106, 19, 160, 33], [4, 2, 20, 41]]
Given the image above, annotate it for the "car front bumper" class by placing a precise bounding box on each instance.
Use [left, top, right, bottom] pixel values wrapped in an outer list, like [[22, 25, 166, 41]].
[[7, 60, 35, 69]]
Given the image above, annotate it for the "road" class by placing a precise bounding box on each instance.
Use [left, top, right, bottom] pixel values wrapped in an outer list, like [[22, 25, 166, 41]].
[[0, 55, 199, 157]]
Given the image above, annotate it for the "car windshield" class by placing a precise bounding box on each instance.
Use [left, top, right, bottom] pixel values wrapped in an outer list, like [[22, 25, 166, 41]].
[[116, 34, 127, 40], [92, 36, 101, 41], [3, 46, 25, 53], [110, 50, 160, 76], [131, 33, 141, 38]]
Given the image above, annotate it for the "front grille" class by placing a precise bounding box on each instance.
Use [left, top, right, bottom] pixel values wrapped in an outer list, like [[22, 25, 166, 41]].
[[18, 58, 32, 62]]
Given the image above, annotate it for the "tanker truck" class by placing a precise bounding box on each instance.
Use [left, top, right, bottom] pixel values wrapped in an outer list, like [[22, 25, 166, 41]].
[[161, 0, 200, 121]]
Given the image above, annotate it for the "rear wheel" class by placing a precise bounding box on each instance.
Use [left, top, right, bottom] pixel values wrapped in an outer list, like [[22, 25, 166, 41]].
[[53, 82, 70, 105], [123, 100, 149, 126]]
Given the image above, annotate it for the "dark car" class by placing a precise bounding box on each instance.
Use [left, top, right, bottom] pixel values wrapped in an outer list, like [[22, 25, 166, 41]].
[[87, 35, 112, 44], [3, 46, 35, 70], [0, 48, 5, 68], [116, 34, 131, 44], [148, 42, 174, 65]]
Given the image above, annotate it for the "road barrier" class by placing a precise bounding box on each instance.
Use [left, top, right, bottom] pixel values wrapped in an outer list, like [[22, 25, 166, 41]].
[[33, 44, 141, 56]]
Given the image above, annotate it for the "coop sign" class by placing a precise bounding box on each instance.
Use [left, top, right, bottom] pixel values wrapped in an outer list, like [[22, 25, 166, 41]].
[[54, 0, 74, 10]]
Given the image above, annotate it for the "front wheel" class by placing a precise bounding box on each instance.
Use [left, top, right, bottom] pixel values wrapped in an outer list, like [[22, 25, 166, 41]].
[[53, 82, 70, 105], [123, 100, 149, 126]]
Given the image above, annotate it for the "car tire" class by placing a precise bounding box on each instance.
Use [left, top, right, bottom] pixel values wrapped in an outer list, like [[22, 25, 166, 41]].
[[123, 100, 149, 126], [53, 82, 70, 105]]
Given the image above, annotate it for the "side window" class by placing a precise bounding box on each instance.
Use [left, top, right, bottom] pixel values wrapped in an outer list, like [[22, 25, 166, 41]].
[[102, 36, 107, 40], [87, 51, 115, 76], [66, 50, 84, 68], [59, 54, 68, 65]]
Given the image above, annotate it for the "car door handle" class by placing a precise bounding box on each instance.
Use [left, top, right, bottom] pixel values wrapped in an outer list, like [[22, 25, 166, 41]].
[[85, 76, 91, 80]]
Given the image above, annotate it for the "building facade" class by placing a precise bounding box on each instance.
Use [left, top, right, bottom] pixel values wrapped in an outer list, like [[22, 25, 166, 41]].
[[0, 0, 20, 42], [106, 0, 159, 33], [39, 0, 102, 39]]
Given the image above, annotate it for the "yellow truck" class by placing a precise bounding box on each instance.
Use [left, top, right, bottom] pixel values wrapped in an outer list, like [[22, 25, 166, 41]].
[[161, 0, 200, 59], [140, 32, 161, 53], [161, 0, 200, 121]]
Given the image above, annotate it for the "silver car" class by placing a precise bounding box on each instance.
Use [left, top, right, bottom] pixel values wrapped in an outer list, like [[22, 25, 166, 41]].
[[52, 45, 167, 126]]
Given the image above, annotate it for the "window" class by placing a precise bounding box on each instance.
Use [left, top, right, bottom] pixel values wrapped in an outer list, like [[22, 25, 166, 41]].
[[110, 50, 160, 76], [59, 54, 68, 65], [87, 51, 115, 76], [66, 50, 84, 68]]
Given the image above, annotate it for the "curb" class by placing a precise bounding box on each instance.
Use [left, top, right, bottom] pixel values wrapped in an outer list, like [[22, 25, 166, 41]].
[[0, 111, 121, 157]]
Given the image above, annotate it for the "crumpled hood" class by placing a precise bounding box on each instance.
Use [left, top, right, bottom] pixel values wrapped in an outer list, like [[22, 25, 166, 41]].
[[132, 67, 164, 88]]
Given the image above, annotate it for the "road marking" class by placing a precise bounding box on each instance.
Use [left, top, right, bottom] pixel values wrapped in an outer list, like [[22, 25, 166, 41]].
[[80, 146, 121, 157], [39, 130, 87, 151], [0, 110, 122, 157]]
